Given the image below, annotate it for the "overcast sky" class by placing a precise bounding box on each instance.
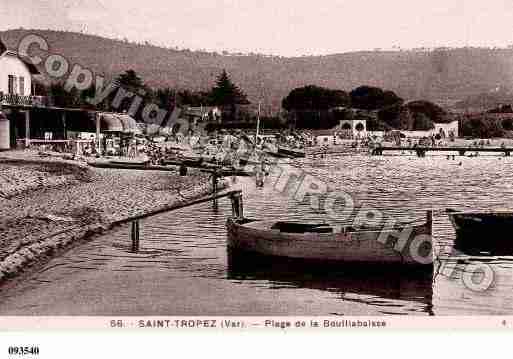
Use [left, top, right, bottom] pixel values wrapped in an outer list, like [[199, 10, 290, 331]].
[[1, 0, 513, 56]]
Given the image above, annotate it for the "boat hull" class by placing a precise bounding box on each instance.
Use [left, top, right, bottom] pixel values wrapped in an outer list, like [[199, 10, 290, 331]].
[[226, 218, 432, 266], [87, 161, 175, 171], [277, 146, 306, 158], [448, 211, 513, 253]]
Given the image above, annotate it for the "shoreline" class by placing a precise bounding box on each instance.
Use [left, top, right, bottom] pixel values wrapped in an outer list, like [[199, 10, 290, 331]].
[[0, 151, 221, 285], [307, 137, 513, 155]]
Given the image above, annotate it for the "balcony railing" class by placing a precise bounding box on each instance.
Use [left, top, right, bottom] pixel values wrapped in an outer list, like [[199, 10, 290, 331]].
[[0, 92, 49, 107]]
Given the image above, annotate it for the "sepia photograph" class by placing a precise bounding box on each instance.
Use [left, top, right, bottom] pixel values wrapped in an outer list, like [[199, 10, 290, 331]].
[[1, 1, 513, 342]]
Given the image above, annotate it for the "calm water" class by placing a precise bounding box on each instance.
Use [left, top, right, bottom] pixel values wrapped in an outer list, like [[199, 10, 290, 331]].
[[1, 152, 513, 315]]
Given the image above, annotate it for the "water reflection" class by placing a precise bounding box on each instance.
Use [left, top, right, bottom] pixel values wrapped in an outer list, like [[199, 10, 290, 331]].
[[226, 249, 434, 315]]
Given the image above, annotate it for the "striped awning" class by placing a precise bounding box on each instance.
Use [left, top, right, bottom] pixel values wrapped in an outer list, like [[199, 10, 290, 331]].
[[99, 113, 123, 132], [117, 114, 142, 135], [99, 113, 142, 134]]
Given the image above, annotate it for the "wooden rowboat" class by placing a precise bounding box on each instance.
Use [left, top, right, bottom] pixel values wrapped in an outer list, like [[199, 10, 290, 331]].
[[226, 192, 433, 266]]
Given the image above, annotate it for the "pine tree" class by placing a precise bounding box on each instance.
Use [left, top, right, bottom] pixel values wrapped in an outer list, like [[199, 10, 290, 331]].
[[116, 70, 145, 92], [210, 70, 249, 106]]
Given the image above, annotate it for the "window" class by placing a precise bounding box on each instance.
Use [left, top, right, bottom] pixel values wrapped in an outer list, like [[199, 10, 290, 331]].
[[8, 75, 15, 94], [19, 77, 25, 96]]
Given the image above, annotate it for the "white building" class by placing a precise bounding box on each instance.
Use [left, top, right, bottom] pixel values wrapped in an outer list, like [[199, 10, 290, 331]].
[[331, 107, 371, 139], [0, 38, 39, 98], [434, 120, 459, 138], [367, 120, 460, 141], [182, 106, 222, 124], [338, 118, 367, 138], [0, 37, 42, 150]]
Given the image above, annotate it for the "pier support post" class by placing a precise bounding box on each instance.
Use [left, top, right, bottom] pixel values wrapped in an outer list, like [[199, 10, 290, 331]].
[[24, 110, 30, 148], [62, 111, 67, 140], [131, 220, 140, 252], [179, 164, 187, 176], [95, 112, 101, 154], [505, 151, 511, 157], [230, 191, 244, 219], [212, 169, 218, 194], [255, 169, 264, 187], [212, 169, 219, 208], [459, 150, 466, 156], [427, 210, 433, 225], [416, 149, 426, 157]]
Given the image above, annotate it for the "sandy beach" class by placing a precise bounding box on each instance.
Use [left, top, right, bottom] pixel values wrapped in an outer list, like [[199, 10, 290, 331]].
[[0, 150, 216, 283]]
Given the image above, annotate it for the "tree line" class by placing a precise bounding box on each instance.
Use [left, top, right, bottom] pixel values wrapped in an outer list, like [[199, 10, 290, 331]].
[[281, 84, 453, 131], [34, 67, 512, 137], [34, 69, 250, 125]]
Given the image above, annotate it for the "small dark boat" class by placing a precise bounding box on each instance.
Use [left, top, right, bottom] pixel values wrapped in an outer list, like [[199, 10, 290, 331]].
[[181, 157, 203, 167], [109, 158, 149, 167], [87, 159, 174, 171], [162, 156, 203, 167], [263, 149, 289, 158], [88, 158, 149, 169], [447, 209, 513, 254], [277, 145, 306, 158], [226, 192, 433, 267], [200, 167, 255, 177]]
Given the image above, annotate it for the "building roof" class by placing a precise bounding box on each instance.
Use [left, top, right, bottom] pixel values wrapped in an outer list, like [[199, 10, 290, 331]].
[[0, 50, 40, 75], [19, 56, 40, 75]]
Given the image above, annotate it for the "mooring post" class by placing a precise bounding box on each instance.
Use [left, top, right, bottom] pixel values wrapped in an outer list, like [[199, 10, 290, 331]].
[[255, 163, 264, 187], [212, 168, 218, 207], [62, 111, 67, 140], [416, 149, 426, 158], [24, 110, 31, 148], [230, 192, 239, 218], [426, 210, 433, 225], [212, 169, 218, 193], [94, 112, 101, 154], [131, 220, 140, 252], [229, 191, 244, 219], [237, 192, 244, 219]]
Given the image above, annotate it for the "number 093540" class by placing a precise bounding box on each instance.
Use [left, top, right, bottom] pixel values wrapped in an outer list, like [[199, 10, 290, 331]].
[[8, 346, 39, 356]]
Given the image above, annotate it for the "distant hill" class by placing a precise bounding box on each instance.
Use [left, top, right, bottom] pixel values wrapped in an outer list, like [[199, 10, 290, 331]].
[[3, 29, 513, 113], [454, 89, 513, 111]]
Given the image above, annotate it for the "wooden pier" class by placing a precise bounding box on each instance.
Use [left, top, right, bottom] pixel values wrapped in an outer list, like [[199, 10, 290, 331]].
[[371, 146, 513, 157], [124, 190, 243, 252]]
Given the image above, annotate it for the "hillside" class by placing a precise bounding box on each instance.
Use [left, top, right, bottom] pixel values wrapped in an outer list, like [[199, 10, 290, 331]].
[[3, 29, 513, 112]]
